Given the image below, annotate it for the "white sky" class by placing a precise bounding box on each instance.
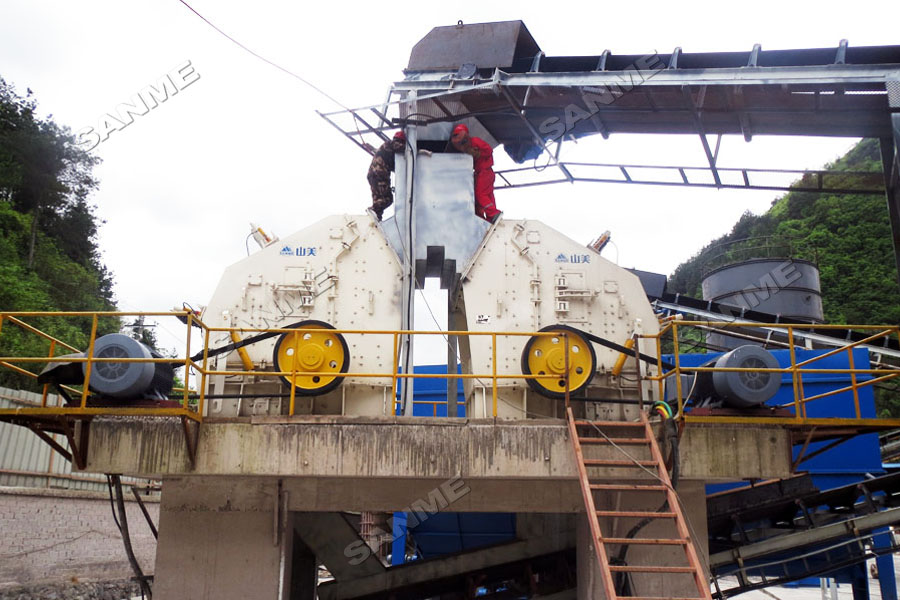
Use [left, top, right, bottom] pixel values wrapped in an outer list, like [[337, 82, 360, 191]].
[[1, 0, 898, 357]]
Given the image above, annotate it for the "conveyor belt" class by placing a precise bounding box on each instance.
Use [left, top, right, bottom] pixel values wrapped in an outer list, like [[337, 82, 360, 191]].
[[652, 292, 900, 360]]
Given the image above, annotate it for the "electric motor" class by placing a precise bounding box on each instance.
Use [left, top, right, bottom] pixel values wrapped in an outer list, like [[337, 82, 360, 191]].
[[84, 333, 174, 400], [692, 345, 781, 408]]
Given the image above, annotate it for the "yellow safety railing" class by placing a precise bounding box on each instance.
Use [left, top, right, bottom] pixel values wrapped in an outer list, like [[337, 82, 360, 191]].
[[201, 327, 567, 418], [0, 311, 204, 421], [0, 311, 574, 422], [639, 320, 900, 429]]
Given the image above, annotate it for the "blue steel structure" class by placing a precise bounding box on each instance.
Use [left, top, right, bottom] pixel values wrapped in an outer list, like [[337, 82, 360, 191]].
[[672, 348, 896, 600], [392, 365, 517, 565]]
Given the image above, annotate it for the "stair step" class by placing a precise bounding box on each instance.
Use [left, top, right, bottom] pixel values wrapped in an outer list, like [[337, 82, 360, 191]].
[[579, 437, 649, 445], [574, 420, 644, 428], [590, 484, 667, 492], [608, 565, 696, 573], [584, 459, 657, 467], [596, 510, 676, 518], [603, 537, 687, 545]]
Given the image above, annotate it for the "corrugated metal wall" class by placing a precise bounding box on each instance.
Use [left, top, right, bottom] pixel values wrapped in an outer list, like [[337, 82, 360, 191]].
[[0, 387, 157, 492]]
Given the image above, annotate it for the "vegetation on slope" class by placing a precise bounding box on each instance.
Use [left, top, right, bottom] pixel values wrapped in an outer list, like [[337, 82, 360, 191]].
[[671, 139, 898, 324], [0, 77, 117, 389]]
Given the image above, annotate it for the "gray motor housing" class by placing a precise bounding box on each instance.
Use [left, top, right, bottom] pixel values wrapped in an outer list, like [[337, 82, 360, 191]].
[[82, 333, 174, 399], [690, 345, 782, 408]]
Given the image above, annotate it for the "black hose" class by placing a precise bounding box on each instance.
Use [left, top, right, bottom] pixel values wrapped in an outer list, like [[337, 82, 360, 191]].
[[108, 475, 152, 599]]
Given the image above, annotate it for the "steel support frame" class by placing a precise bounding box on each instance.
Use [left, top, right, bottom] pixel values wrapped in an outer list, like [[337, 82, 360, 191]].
[[682, 85, 723, 186], [1, 409, 202, 471], [396, 64, 900, 90], [881, 80, 900, 287], [651, 299, 900, 360], [494, 162, 884, 195], [400, 92, 417, 416], [498, 86, 573, 184], [710, 505, 900, 569], [340, 65, 900, 283]]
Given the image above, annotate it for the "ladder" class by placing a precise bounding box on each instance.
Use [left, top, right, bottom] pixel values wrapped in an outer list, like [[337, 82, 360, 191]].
[[566, 407, 712, 600]]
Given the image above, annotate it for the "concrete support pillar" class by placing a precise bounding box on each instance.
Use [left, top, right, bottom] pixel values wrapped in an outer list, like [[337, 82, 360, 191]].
[[678, 480, 710, 575], [576, 513, 609, 600], [153, 479, 290, 600], [576, 481, 709, 600]]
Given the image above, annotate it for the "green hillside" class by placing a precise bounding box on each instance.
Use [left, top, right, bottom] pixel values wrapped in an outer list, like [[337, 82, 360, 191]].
[[669, 139, 900, 326], [668, 139, 900, 416], [0, 77, 116, 389]]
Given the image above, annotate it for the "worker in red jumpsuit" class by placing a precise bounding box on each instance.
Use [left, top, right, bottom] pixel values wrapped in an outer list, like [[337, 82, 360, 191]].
[[450, 124, 501, 223]]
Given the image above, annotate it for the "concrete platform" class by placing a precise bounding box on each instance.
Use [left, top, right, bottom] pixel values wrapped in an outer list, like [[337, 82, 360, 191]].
[[78, 417, 793, 599], [85, 416, 791, 480]]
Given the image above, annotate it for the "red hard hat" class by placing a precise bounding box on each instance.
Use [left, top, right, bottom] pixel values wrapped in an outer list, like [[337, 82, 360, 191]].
[[393, 131, 406, 141], [451, 124, 469, 137]]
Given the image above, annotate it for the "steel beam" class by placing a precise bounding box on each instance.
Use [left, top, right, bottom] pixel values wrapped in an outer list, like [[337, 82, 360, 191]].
[[683, 85, 722, 186], [495, 162, 883, 196], [882, 81, 900, 288], [498, 86, 573, 183], [394, 65, 900, 89], [710, 505, 900, 568], [651, 299, 900, 360]]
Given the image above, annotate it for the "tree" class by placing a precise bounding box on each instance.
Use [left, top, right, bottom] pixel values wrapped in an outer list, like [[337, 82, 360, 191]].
[[0, 77, 100, 269], [0, 77, 116, 391]]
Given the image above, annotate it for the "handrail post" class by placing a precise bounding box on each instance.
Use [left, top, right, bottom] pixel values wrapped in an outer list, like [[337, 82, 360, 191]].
[[564, 332, 571, 411], [81, 314, 99, 408], [42, 340, 56, 407], [632, 334, 644, 411], [847, 345, 860, 419], [655, 334, 664, 408], [199, 326, 210, 419], [787, 326, 802, 422], [289, 330, 300, 416], [492, 333, 498, 418], [183, 313, 192, 410], [391, 332, 399, 416], [671, 322, 683, 420]]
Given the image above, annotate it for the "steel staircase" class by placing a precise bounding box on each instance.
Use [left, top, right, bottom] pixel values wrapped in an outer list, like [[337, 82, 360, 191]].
[[566, 407, 712, 600]]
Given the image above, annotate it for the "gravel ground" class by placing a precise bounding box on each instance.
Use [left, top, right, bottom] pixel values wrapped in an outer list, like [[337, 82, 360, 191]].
[[0, 580, 142, 600]]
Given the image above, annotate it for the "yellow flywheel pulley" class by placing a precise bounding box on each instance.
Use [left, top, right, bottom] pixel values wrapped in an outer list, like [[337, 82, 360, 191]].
[[273, 320, 349, 396], [521, 325, 596, 398]]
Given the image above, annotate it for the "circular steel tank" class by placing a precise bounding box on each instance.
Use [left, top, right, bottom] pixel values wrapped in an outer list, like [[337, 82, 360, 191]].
[[701, 258, 823, 350]]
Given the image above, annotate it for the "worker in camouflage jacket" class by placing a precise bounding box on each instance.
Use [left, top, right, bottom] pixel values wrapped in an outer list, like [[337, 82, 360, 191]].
[[366, 131, 406, 221]]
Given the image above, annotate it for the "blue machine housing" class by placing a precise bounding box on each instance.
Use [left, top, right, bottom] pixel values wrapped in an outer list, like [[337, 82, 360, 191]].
[[669, 348, 882, 480], [393, 365, 517, 565], [395, 364, 467, 418], [668, 347, 893, 597]]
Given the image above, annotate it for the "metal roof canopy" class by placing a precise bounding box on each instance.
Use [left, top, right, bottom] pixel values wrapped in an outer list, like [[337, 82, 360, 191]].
[[319, 21, 900, 283]]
